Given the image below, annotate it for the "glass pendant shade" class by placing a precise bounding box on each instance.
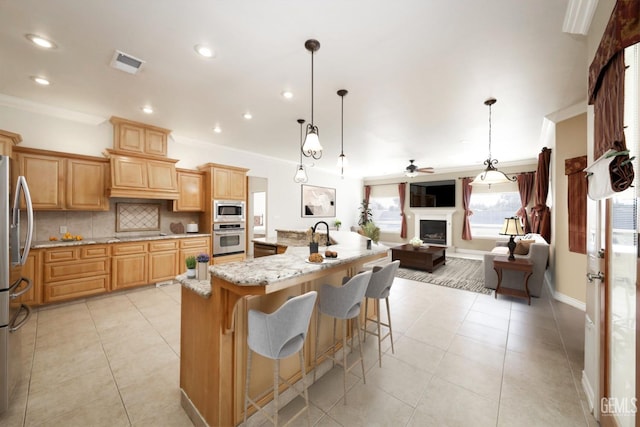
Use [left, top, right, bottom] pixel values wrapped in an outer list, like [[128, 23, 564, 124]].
[[294, 165, 308, 183], [302, 128, 322, 157], [470, 166, 514, 186], [336, 154, 348, 168]]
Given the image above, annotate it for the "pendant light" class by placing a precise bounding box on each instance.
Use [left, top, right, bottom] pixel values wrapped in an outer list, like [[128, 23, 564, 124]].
[[336, 89, 348, 178], [470, 98, 516, 187], [293, 119, 309, 183], [301, 39, 322, 159]]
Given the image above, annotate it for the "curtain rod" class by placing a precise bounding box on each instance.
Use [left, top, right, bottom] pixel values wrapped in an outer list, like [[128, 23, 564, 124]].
[[457, 171, 535, 180]]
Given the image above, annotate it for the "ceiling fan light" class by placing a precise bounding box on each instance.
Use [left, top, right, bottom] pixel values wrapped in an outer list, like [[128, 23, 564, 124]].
[[294, 165, 308, 183], [405, 171, 419, 178]]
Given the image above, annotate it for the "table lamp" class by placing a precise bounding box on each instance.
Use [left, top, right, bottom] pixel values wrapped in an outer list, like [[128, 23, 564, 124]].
[[499, 217, 525, 261]]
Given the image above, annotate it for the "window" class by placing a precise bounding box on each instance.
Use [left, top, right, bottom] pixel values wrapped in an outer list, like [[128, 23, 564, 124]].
[[468, 190, 521, 238], [368, 185, 401, 233]]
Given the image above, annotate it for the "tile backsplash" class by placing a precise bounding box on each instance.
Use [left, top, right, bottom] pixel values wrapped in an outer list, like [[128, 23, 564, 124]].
[[32, 198, 200, 241]]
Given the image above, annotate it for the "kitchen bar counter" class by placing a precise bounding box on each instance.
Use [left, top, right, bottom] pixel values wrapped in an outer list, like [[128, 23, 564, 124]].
[[178, 231, 388, 426], [31, 232, 210, 249]]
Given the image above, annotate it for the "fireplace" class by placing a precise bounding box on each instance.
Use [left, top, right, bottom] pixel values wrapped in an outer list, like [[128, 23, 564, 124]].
[[413, 209, 455, 248], [420, 220, 446, 245]]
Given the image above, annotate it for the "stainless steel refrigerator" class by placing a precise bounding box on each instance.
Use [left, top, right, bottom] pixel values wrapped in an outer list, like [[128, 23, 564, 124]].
[[0, 155, 34, 415]]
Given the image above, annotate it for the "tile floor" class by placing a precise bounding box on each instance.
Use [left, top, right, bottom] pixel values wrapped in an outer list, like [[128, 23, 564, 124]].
[[1, 273, 598, 426]]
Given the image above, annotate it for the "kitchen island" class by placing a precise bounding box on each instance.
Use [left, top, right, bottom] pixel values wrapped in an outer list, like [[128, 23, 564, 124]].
[[177, 231, 388, 427]]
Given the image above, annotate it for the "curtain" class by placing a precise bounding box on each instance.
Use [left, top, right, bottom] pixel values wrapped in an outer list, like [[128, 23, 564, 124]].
[[364, 185, 371, 205], [398, 182, 407, 238], [461, 177, 473, 240], [531, 147, 552, 243], [565, 156, 588, 254], [516, 172, 535, 233]]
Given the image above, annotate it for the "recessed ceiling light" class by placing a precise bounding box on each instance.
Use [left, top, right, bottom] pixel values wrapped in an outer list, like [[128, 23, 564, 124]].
[[141, 106, 154, 114], [243, 112, 252, 120], [31, 76, 50, 86], [213, 126, 222, 133], [194, 44, 215, 58], [25, 34, 56, 49], [281, 91, 293, 99]]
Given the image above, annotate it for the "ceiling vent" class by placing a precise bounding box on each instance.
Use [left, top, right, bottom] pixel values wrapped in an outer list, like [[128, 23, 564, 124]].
[[110, 50, 145, 75]]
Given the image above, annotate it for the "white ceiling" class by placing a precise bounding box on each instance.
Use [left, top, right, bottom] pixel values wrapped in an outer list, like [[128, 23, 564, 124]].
[[0, 0, 587, 178]]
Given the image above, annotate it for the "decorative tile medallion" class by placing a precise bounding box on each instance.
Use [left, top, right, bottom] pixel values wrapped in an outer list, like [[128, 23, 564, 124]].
[[116, 203, 161, 232]]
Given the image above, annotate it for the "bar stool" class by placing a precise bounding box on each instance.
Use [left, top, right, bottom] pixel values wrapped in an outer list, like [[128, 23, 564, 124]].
[[363, 260, 400, 367], [314, 270, 372, 405], [244, 291, 317, 427]]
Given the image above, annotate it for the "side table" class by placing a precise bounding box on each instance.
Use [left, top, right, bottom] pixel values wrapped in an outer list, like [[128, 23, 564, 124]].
[[492, 256, 534, 305]]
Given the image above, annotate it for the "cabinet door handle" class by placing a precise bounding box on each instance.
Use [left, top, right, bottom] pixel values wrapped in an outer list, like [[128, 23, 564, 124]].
[[586, 272, 604, 282]]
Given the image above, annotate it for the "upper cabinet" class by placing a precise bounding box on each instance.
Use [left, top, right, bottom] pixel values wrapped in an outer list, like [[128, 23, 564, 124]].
[[199, 163, 248, 201], [14, 147, 109, 211], [173, 169, 205, 212], [0, 129, 22, 157], [110, 116, 170, 157]]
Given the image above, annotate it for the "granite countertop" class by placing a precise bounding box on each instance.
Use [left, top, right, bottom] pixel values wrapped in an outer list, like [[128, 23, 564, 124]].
[[180, 231, 388, 298], [32, 233, 210, 249]]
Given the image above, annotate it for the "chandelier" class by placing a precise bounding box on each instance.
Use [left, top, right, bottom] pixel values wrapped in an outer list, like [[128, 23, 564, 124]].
[[470, 98, 516, 186]]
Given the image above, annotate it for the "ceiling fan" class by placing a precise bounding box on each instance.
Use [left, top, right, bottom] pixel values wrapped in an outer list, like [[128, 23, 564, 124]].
[[405, 159, 434, 177]]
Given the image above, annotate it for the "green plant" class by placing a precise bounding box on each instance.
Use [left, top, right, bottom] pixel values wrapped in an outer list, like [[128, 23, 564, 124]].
[[185, 255, 196, 269], [361, 221, 380, 244], [358, 199, 372, 226], [333, 219, 342, 230]]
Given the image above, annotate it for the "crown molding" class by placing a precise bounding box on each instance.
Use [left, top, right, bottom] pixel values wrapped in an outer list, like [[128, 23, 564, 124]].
[[0, 93, 106, 125]]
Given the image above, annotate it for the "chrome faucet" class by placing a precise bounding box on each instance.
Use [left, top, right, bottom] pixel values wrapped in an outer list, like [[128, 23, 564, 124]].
[[312, 221, 331, 246]]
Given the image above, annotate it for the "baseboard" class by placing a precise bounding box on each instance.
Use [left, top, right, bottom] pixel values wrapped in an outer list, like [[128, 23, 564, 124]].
[[180, 390, 207, 427], [545, 277, 586, 311], [581, 370, 596, 414]]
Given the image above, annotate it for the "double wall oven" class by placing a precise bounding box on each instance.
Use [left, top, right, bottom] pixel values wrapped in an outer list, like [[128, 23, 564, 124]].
[[212, 200, 245, 257]]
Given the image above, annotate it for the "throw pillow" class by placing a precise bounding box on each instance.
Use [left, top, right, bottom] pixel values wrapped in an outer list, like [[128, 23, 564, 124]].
[[514, 239, 535, 255]]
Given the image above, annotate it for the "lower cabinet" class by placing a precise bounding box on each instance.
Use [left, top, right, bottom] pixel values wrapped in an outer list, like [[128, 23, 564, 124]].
[[178, 237, 211, 274], [212, 253, 245, 265], [43, 245, 110, 303], [14, 249, 42, 306], [112, 242, 148, 290], [149, 240, 179, 283]]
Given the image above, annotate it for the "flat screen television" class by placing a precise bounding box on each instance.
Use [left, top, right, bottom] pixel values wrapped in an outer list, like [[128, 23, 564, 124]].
[[409, 179, 456, 208]]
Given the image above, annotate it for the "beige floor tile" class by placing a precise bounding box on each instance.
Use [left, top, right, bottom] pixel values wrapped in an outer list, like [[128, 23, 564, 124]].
[[408, 376, 498, 427], [109, 342, 179, 389], [456, 318, 508, 348], [245, 396, 324, 427], [365, 354, 432, 407], [308, 366, 361, 412], [327, 381, 414, 427], [389, 335, 445, 374], [0, 379, 29, 427], [119, 370, 183, 425], [404, 319, 457, 350], [465, 309, 510, 331], [447, 334, 506, 370], [40, 393, 130, 427], [471, 294, 513, 318], [498, 393, 588, 427], [434, 352, 503, 401]]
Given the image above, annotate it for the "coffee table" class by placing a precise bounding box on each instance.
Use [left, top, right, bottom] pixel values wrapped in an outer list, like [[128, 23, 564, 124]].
[[391, 244, 446, 273]]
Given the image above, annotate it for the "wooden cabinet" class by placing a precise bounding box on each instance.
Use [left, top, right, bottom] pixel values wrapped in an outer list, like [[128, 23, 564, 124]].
[[149, 240, 178, 283], [0, 130, 21, 157], [15, 150, 65, 209], [110, 116, 170, 157], [42, 245, 110, 303], [253, 242, 286, 258], [13, 250, 42, 306], [211, 253, 245, 265], [111, 242, 148, 290], [212, 167, 246, 200], [14, 148, 108, 211], [173, 169, 204, 212], [106, 150, 179, 199], [179, 237, 211, 274], [66, 158, 109, 210]]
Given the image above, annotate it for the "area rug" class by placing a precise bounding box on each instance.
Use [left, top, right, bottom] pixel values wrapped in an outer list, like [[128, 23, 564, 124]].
[[395, 257, 492, 295]]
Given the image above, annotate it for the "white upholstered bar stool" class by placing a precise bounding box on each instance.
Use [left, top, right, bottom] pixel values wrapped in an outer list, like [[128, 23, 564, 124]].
[[314, 270, 372, 405], [244, 291, 317, 427], [362, 260, 400, 367]]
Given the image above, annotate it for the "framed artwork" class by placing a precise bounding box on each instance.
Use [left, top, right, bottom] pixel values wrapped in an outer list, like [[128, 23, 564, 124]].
[[301, 184, 336, 218]]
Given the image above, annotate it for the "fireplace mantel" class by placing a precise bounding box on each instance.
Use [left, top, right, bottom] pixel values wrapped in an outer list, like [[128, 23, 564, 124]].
[[412, 208, 456, 248]]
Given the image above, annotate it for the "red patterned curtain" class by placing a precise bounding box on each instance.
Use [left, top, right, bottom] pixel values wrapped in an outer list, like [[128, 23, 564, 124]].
[[398, 182, 407, 238], [516, 172, 535, 233], [461, 177, 473, 240], [588, 0, 640, 160], [565, 156, 588, 254], [531, 148, 552, 243]]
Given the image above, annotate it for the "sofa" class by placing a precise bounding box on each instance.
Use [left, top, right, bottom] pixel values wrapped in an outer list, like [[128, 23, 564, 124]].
[[483, 233, 549, 298]]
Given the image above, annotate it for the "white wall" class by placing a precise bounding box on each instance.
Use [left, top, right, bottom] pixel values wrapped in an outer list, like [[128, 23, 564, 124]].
[[0, 104, 363, 237]]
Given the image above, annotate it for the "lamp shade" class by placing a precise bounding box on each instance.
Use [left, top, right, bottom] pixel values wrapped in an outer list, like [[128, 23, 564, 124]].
[[499, 217, 525, 236], [302, 130, 322, 155], [293, 165, 308, 183], [336, 154, 348, 168], [470, 168, 514, 186]]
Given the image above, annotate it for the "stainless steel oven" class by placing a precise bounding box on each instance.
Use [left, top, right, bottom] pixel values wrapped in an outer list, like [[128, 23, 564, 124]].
[[212, 222, 245, 256], [213, 200, 245, 223]]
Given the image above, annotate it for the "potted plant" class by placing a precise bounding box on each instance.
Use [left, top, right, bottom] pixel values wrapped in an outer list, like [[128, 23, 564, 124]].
[[185, 255, 196, 279], [196, 253, 210, 280], [358, 199, 372, 226], [361, 221, 380, 249], [333, 219, 342, 231]]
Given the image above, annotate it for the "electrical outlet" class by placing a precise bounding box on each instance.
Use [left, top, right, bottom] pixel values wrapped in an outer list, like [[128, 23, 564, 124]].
[[59, 226, 67, 234]]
